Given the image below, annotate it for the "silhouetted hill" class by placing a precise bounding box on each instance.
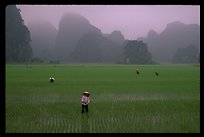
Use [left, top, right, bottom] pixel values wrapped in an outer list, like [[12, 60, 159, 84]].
[[28, 20, 57, 62], [146, 30, 158, 42], [6, 5, 32, 62], [138, 21, 200, 63], [54, 12, 101, 62], [72, 32, 123, 63], [107, 30, 125, 45]]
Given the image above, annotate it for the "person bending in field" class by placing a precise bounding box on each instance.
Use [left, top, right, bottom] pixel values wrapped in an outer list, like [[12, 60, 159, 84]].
[[136, 68, 140, 75], [81, 91, 90, 113], [155, 72, 159, 76]]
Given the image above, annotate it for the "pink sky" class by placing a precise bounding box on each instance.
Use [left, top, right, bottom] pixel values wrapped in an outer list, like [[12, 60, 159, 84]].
[[16, 5, 200, 39]]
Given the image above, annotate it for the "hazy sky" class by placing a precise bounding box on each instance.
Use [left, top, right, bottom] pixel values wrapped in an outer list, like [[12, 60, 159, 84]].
[[16, 5, 200, 39]]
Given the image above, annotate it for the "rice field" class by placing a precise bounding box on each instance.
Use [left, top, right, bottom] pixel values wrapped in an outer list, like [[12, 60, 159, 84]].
[[5, 64, 200, 133]]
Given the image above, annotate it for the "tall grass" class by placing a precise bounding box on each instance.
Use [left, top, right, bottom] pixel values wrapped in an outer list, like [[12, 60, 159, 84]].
[[6, 64, 200, 133]]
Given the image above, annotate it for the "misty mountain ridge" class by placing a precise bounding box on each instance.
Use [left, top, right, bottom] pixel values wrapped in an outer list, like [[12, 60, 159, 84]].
[[27, 20, 58, 61], [107, 30, 125, 45], [138, 21, 200, 63], [26, 11, 199, 63], [72, 32, 123, 63], [55, 12, 103, 62]]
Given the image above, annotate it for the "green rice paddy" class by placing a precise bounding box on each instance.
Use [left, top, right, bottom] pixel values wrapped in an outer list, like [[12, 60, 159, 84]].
[[5, 64, 200, 133]]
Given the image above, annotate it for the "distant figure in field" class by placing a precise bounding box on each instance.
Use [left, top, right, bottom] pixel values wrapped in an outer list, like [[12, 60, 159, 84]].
[[136, 68, 140, 75], [81, 91, 90, 113], [49, 77, 55, 82], [155, 72, 159, 76]]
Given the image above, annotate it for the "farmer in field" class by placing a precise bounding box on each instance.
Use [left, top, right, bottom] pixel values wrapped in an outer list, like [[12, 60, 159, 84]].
[[81, 91, 90, 113], [136, 68, 140, 75], [49, 77, 55, 82]]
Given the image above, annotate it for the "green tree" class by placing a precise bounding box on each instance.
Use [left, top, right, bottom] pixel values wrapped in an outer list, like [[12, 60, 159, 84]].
[[6, 5, 32, 62], [124, 40, 153, 64]]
